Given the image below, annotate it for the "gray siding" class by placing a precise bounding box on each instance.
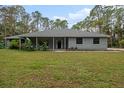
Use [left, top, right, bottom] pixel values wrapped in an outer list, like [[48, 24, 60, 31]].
[[68, 37, 107, 50]]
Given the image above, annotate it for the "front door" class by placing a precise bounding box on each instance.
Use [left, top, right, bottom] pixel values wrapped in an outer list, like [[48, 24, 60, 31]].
[[57, 40, 61, 49]]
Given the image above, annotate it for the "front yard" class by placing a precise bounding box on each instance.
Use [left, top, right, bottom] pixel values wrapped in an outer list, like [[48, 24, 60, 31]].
[[0, 49, 124, 87]]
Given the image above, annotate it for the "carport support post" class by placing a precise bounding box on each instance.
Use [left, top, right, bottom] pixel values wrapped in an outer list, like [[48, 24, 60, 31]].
[[4, 38, 7, 48], [36, 37, 38, 50], [64, 37, 66, 49], [53, 37, 54, 51], [19, 38, 21, 50]]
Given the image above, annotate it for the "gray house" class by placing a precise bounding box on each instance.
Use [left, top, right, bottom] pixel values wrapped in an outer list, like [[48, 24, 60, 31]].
[[5, 29, 109, 50]]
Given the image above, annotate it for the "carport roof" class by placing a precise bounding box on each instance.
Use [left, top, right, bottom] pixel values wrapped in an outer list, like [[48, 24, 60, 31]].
[[5, 35, 21, 39]]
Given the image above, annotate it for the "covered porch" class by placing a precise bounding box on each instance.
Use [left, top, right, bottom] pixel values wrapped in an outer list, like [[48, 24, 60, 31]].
[[19, 37, 68, 50]]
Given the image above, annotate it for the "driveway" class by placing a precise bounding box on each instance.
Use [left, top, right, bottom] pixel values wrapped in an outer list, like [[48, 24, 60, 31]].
[[107, 48, 124, 51]]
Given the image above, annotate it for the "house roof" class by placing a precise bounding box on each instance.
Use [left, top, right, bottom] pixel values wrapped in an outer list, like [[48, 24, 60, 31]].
[[6, 29, 109, 39], [20, 29, 109, 37], [5, 35, 21, 39]]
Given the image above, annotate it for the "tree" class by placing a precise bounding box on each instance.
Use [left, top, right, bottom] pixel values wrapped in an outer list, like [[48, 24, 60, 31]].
[[60, 20, 68, 29], [31, 11, 43, 31], [72, 5, 124, 47], [42, 17, 49, 30], [54, 19, 61, 29], [53, 19, 68, 30], [49, 20, 54, 30], [71, 24, 80, 30], [90, 5, 103, 32]]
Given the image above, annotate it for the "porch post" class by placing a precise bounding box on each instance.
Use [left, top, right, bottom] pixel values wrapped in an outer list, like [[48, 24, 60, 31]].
[[53, 37, 54, 51], [64, 37, 66, 49], [5, 38, 7, 48], [19, 37, 21, 50], [36, 37, 38, 50]]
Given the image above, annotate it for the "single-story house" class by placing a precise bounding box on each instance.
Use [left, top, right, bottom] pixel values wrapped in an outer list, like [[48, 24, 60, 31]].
[[5, 29, 109, 50]]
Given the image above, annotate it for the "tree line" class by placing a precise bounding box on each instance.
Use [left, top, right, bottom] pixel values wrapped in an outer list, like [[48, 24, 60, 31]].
[[72, 5, 124, 47], [0, 5, 68, 37]]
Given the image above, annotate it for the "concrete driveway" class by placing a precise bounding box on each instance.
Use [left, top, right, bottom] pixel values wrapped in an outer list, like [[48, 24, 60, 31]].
[[54, 48, 124, 52], [107, 48, 124, 51]]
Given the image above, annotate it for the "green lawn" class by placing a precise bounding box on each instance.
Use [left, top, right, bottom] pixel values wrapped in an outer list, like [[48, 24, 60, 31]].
[[0, 49, 124, 88]]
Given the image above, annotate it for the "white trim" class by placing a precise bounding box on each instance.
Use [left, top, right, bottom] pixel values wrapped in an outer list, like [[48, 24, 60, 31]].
[[36, 37, 38, 50], [61, 40, 63, 49], [64, 37, 66, 49], [53, 37, 54, 51], [19, 38, 21, 50]]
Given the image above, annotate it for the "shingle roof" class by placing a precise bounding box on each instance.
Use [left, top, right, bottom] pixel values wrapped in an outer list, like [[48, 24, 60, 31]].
[[20, 29, 109, 38], [6, 29, 109, 39], [5, 35, 21, 39]]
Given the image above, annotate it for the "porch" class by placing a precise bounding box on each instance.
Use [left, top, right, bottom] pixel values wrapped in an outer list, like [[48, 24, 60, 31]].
[[19, 37, 68, 50]]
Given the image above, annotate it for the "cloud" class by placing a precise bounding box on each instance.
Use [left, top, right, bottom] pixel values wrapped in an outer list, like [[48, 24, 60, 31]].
[[53, 8, 91, 21], [68, 8, 91, 20], [53, 16, 67, 20], [52, 8, 92, 28]]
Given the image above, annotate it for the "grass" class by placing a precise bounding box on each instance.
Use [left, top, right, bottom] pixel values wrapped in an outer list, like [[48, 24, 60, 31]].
[[0, 49, 124, 88]]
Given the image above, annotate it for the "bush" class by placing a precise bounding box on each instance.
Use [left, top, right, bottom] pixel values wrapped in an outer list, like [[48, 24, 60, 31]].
[[42, 42, 48, 51], [22, 38, 34, 51], [9, 40, 19, 49], [0, 41, 4, 49], [119, 39, 124, 48], [38, 41, 48, 51], [0, 36, 4, 41]]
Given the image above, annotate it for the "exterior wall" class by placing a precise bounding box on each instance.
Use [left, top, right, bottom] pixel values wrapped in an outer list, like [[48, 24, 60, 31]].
[[68, 37, 107, 50], [25, 37, 108, 50]]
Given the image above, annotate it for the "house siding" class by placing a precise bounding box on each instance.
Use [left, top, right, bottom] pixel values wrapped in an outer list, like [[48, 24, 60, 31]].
[[68, 37, 107, 50]]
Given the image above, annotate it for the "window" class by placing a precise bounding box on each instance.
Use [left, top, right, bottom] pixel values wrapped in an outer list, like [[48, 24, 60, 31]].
[[93, 38, 100, 44], [76, 37, 83, 44]]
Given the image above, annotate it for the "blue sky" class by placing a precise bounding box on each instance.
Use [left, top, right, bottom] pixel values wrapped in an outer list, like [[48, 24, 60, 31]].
[[23, 5, 94, 28]]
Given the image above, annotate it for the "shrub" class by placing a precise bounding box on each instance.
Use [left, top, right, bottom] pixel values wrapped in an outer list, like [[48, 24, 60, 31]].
[[38, 41, 48, 51], [9, 40, 19, 49], [119, 39, 124, 48], [0, 36, 4, 41], [22, 38, 34, 51], [0, 41, 4, 49], [112, 40, 119, 48], [42, 42, 48, 51]]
